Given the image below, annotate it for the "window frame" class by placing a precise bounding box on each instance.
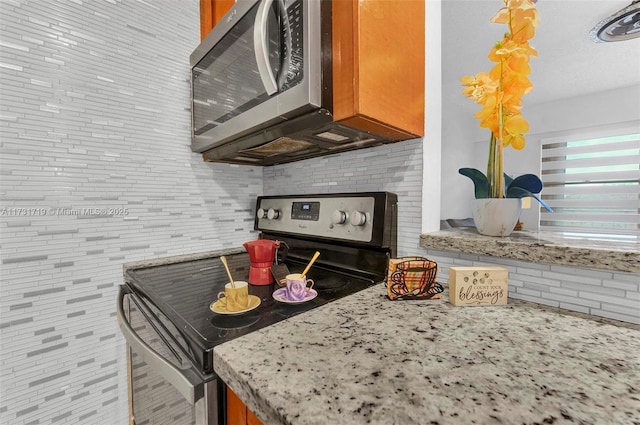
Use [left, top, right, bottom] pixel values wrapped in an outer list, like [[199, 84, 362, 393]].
[[539, 120, 640, 242]]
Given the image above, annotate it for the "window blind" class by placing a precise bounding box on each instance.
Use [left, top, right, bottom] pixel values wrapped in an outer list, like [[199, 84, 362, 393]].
[[540, 124, 640, 241]]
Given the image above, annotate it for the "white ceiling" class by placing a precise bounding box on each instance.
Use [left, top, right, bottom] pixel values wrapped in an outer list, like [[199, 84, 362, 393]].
[[442, 0, 640, 106]]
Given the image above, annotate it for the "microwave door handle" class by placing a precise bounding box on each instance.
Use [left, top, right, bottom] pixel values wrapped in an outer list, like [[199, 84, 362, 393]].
[[275, 0, 292, 89], [253, 0, 278, 95]]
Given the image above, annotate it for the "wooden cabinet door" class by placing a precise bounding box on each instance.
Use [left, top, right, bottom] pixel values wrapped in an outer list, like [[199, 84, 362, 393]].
[[332, 0, 425, 139], [246, 409, 264, 425], [226, 387, 247, 425], [200, 0, 235, 40], [227, 387, 264, 425]]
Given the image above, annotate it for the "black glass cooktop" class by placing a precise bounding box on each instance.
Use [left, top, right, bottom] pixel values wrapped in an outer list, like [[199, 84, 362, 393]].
[[125, 252, 382, 373]]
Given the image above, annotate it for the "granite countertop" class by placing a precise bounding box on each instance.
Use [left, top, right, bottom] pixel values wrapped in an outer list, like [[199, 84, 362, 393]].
[[122, 247, 245, 274], [214, 284, 640, 425], [419, 227, 640, 273]]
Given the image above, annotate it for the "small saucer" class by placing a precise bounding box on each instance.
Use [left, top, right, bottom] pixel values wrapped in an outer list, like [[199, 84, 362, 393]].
[[272, 288, 318, 304], [210, 295, 261, 315]]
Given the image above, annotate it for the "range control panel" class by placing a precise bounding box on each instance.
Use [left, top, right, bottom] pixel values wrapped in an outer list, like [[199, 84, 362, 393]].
[[255, 195, 376, 242]]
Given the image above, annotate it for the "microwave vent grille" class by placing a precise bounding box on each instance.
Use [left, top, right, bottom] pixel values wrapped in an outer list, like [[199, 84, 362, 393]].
[[239, 137, 313, 157]]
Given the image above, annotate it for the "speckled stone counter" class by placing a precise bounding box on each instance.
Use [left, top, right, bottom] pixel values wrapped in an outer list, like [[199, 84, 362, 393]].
[[214, 285, 640, 425], [122, 247, 245, 274], [420, 228, 640, 273]]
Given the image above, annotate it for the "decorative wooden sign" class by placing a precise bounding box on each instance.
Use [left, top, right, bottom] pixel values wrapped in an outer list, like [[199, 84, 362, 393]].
[[448, 266, 508, 306]]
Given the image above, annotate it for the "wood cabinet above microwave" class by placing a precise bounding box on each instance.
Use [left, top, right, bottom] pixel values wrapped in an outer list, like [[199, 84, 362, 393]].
[[196, 0, 424, 166], [200, 0, 235, 41]]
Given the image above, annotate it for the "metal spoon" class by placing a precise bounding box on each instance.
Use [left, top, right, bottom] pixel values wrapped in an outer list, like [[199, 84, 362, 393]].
[[301, 251, 320, 278], [220, 256, 235, 288]]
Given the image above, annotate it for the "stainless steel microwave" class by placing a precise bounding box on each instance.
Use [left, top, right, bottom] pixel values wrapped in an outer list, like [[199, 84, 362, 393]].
[[190, 0, 331, 164]]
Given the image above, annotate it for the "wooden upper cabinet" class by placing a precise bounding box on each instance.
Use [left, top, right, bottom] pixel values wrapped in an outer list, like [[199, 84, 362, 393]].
[[200, 0, 235, 40], [332, 0, 425, 139]]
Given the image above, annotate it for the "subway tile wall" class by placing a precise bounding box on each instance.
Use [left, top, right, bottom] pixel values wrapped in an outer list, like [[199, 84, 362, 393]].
[[263, 138, 425, 258], [0, 1, 262, 424], [424, 249, 640, 324]]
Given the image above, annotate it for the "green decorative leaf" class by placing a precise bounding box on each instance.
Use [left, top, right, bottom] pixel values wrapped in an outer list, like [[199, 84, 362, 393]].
[[506, 186, 554, 212], [459, 168, 489, 199], [461, 168, 552, 212], [504, 173, 514, 189], [507, 174, 543, 194]]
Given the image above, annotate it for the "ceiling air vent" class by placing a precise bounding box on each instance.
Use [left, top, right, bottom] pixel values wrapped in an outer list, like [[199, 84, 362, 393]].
[[590, 1, 640, 42]]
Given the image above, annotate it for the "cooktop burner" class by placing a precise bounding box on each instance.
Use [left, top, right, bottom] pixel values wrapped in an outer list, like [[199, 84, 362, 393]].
[[284, 263, 351, 292], [271, 299, 319, 317], [310, 275, 349, 291], [210, 311, 261, 330]]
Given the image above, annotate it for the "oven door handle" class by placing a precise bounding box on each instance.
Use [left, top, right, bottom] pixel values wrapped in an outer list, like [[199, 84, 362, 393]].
[[117, 286, 204, 405]]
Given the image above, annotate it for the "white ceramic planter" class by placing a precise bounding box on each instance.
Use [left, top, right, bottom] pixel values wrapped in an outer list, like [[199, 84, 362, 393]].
[[472, 198, 522, 237]]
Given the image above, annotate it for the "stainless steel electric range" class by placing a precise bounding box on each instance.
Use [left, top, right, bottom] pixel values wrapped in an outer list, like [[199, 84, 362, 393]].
[[117, 192, 397, 425]]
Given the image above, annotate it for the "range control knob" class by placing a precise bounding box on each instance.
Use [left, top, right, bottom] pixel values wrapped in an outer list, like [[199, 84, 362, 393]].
[[331, 210, 347, 225], [349, 211, 367, 226], [256, 208, 266, 219], [267, 208, 280, 220]]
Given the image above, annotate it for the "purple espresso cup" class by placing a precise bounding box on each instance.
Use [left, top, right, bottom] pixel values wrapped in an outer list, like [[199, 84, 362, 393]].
[[284, 273, 314, 301]]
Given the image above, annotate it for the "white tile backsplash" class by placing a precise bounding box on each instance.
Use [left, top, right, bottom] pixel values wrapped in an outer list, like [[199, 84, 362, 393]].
[[1, 0, 261, 423], [424, 250, 640, 324], [263, 139, 424, 257]]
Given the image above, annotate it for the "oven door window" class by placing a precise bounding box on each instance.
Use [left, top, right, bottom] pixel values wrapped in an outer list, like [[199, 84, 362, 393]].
[[124, 293, 199, 425], [119, 288, 208, 401], [192, 0, 304, 136], [126, 292, 194, 371]]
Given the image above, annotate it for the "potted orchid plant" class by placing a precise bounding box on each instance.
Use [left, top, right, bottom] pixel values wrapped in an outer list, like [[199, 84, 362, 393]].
[[459, 0, 552, 236]]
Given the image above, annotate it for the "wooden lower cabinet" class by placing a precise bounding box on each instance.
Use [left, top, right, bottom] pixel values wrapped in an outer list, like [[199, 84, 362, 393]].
[[247, 410, 263, 425], [227, 387, 264, 425]]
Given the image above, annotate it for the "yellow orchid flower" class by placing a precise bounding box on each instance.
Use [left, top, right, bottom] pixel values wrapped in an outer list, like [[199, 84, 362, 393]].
[[460, 0, 539, 198], [505, 114, 529, 136]]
